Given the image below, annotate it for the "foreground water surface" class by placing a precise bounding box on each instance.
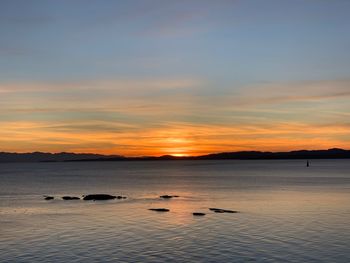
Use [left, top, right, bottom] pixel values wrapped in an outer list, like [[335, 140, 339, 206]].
[[1, 159, 350, 262]]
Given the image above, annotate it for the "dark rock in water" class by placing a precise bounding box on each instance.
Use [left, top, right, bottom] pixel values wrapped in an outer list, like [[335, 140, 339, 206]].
[[83, 194, 116, 201], [116, 196, 127, 199], [160, 195, 173, 199], [160, 195, 179, 199], [193, 212, 206, 216], [209, 208, 238, 213], [44, 196, 54, 200], [62, 196, 80, 200], [221, 209, 238, 213], [149, 208, 170, 212]]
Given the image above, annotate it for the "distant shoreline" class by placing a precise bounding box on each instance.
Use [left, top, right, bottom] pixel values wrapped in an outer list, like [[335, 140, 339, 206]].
[[1, 148, 349, 163]]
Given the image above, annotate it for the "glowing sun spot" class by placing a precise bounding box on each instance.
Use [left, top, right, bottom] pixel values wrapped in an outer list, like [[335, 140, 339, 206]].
[[171, 153, 189, 157]]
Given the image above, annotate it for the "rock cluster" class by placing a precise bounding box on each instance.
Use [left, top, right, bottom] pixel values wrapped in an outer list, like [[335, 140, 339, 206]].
[[44, 194, 127, 201], [43, 194, 239, 217]]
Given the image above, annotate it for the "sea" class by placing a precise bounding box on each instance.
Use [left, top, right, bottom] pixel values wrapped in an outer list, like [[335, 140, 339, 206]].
[[1, 159, 350, 262]]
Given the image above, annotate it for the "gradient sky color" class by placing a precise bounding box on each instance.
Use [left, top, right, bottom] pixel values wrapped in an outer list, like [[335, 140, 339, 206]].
[[1, 0, 350, 156]]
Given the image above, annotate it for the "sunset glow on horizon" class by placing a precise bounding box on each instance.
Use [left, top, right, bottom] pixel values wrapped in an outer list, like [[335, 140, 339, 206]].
[[1, 1, 350, 156]]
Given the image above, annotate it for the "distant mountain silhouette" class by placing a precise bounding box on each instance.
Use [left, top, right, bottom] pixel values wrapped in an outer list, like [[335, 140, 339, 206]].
[[0, 152, 119, 163], [0, 148, 349, 163], [196, 148, 350, 160]]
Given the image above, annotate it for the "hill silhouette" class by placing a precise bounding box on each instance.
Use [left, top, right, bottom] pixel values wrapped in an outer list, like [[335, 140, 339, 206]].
[[0, 152, 119, 163], [1, 148, 349, 163]]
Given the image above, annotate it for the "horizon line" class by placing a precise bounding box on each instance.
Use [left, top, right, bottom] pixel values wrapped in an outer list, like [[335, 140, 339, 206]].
[[1, 147, 348, 158]]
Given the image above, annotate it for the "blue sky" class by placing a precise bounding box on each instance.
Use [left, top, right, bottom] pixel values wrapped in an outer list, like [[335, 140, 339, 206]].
[[1, 0, 350, 155], [2, 0, 350, 82]]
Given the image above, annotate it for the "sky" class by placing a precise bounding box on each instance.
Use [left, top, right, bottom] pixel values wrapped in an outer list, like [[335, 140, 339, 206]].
[[1, 0, 350, 156]]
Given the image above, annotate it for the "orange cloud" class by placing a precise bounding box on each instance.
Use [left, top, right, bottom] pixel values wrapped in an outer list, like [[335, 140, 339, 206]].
[[1, 78, 349, 155], [235, 79, 350, 106], [1, 120, 349, 156]]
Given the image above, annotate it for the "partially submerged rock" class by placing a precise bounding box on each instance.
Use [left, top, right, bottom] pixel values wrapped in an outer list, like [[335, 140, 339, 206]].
[[62, 196, 80, 200], [221, 209, 238, 213], [209, 208, 238, 213], [193, 212, 206, 216], [83, 194, 117, 201], [160, 195, 179, 199], [149, 208, 170, 212], [44, 195, 54, 200]]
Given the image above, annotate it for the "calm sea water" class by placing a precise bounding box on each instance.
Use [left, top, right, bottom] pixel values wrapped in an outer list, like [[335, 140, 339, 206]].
[[1, 159, 350, 262]]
